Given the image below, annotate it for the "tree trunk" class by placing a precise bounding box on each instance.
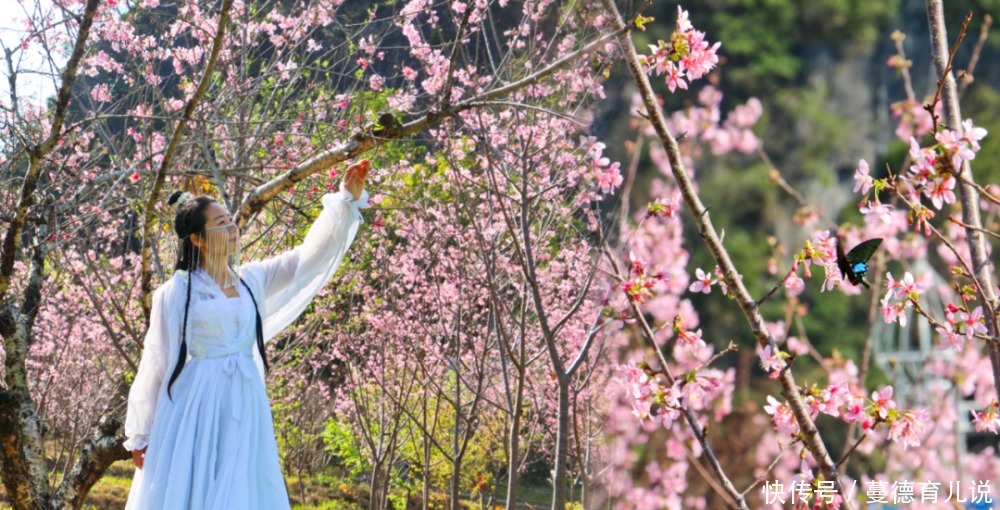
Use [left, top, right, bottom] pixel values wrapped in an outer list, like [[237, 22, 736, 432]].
[[422, 395, 430, 510], [550, 377, 570, 510], [450, 453, 464, 510], [368, 461, 383, 510], [504, 365, 525, 510], [450, 361, 462, 510]]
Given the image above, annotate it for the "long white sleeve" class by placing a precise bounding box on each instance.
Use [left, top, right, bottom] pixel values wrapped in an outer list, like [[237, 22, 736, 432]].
[[244, 181, 369, 343], [123, 286, 173, 451]]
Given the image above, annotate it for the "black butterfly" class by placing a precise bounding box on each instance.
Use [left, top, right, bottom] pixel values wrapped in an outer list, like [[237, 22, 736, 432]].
[[836, 238, 882, 289]]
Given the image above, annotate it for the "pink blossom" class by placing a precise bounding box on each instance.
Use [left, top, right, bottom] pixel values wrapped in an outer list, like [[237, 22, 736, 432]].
[[785, 336, 809, 355], [674, 5, 693, 32], [598, 161, 623, 194], [642, 7, 719, 93], [937, 323, 965, 352], [764, 395, 798, 436], [853, 159, 873, 195], [890, 271, 923, 300], [970, 402, 1000, 433], [89, 84, 111, 103], [757, 345, 785, 378], [688, 268, 713, 294], [936, 128, 977, 168], [784, 275, 805, 297], [820, 381, 852, 415], [277, 60, 299, 80], [677, 328, 705, 348], [960, 306, 987, 339], [844, 398, 867, 424], [889, 99, 936, 141], [664, 62, 687, 93], [871, 386, 897, 419], [907, 140, 936, 185], [860, 199, 894, 224], [880, 295, 907, 327], [961, 118, 988, 151], [649, 195, 682, 222], [887, 408, 928, 449]]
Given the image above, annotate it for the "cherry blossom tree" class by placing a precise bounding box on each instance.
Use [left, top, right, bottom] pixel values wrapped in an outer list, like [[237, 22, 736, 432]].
[[0, 0, 628, 508], [2, 0, 998, 509]]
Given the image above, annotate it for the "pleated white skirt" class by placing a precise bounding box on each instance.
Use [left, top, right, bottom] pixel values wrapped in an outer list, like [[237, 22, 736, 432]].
[[124, 349, 289, 510]]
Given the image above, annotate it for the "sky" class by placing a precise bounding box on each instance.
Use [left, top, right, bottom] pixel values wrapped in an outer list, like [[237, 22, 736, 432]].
[[0, 0, 62, 109]]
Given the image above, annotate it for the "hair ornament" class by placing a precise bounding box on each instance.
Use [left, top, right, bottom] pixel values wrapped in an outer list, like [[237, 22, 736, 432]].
[[169, 191, 195, 215]]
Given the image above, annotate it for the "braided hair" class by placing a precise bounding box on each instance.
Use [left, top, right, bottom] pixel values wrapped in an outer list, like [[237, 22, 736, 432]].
[[165, 191, 269, 400]]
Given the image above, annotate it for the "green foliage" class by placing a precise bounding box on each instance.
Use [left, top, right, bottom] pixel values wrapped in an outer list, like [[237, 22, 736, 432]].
[[768, 84, 850, 186], [705, 0, 801, 91], [322, 419, 368, 478], [322, 371, 508, 504]]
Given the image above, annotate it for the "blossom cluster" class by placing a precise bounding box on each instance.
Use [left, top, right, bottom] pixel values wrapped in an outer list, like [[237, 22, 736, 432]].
[[936, 302, 988, 352], [888, 98, 940, 142], [616, 358, 732, 430], [621, 250, 668, 304], [579, 135, 624, 198], [853, 119, 987, 229], [638, 7, 721, 93], [765, 384, 929, 449], [970, 400, 1000, 433], [879, 272, 925, 327]]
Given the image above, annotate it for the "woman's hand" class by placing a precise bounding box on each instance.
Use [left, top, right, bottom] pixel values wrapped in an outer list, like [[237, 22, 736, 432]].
[[344, 159, 370, 201], [132, 446, 147, 469]]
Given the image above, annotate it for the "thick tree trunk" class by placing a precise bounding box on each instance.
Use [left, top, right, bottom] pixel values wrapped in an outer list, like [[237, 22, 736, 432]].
[[925, 0, 1000, 402], [550, 377, 570, 510], [504, 366, 525, 510], [450, 453, 464, 510]]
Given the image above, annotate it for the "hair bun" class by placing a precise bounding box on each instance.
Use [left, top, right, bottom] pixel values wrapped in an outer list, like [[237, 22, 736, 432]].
[[167, 190, 194, 215]]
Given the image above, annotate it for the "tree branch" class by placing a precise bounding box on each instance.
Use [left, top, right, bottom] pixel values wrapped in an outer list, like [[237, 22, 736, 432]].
[[139, 0, 235, 317], [600, 1, 855, 506], [926, 0, 1000, 402]]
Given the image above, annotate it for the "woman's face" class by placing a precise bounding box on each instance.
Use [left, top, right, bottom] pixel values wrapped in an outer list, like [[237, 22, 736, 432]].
[[193, 202, 239, 259]]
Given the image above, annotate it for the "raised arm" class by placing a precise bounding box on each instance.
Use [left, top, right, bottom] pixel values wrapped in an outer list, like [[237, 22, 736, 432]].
[[243, 180, 369, 343], [123, 285, 174, 452]]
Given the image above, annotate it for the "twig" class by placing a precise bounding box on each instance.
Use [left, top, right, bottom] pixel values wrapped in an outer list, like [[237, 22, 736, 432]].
[[836, 434, 868, 470], [741, 439, 801, 497], [924, 9, 973, 135], [924, 0, 999, 402], [757, 144, 837, 229], [139, 0, 235, 317], [891, 31, 918, 102], [758, 266, 798, 307], [601, 243, 748, 510], [601, 1, 854, 507], [957, 14, 992, 98], [948, 215, 1000, 240], [233, 21, 636, 229]]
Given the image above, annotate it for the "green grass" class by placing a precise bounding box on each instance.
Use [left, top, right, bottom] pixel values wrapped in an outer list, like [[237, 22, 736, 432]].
[[0, 461, 558, 510]]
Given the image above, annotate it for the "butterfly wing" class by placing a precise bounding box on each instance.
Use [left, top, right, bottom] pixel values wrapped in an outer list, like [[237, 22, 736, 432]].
[[835, 237, 854, 284], [846, 238, 883, 266]]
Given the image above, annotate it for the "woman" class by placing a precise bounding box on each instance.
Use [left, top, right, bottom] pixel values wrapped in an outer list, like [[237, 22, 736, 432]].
[[123, 159, 371, 509]]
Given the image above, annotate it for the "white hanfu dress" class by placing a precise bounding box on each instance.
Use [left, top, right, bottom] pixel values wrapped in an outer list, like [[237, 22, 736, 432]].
[[123, 183, 369, 510]]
